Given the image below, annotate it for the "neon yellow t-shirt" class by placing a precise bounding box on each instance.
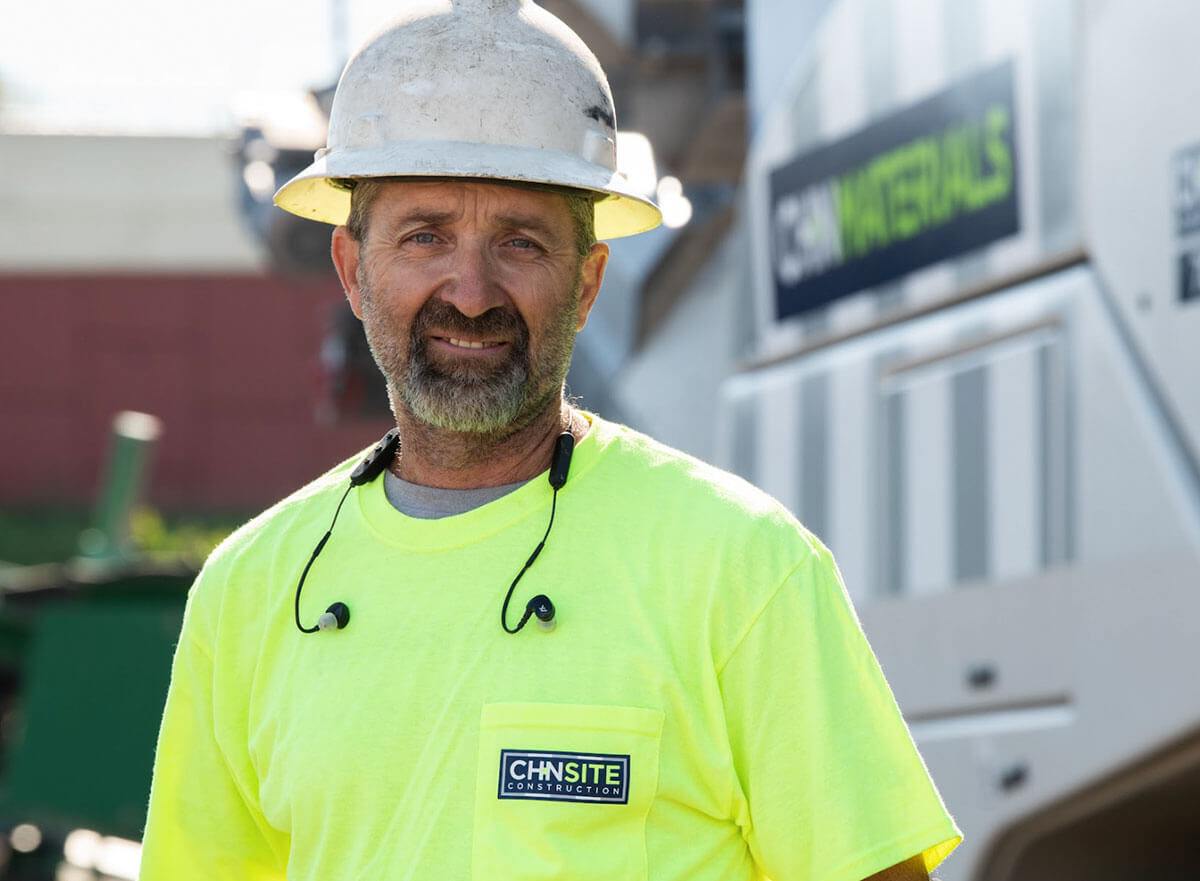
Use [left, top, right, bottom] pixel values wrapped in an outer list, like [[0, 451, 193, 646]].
[[141, 416, 959, 881]]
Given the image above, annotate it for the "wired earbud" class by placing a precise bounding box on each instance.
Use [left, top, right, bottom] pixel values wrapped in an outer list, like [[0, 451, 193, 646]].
[[500, 431, 573, 634], [293, 427, 573, 636], [294, 429, 399, 634]]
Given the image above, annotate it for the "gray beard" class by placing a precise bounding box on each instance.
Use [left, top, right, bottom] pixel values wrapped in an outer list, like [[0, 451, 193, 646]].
[[361, 292, 576, 436], [401, 319, 531, 434]]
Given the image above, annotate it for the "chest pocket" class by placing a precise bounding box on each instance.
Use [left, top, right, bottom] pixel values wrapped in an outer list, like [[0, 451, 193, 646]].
[[472, 702, 665, 881]]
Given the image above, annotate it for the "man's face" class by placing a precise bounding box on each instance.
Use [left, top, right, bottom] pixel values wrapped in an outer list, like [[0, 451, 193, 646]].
[[332, 180, 607, 435]]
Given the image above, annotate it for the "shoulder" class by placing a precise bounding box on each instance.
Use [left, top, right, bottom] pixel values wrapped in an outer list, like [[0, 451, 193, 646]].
[[580, 417, 835, 663], [586, 416, 809, 539], [181, 444, 372, 636]]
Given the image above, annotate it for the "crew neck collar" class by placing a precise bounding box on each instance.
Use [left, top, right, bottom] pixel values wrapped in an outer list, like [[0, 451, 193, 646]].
[[353, 412, 614, 551], [383, 472, 529, 519]]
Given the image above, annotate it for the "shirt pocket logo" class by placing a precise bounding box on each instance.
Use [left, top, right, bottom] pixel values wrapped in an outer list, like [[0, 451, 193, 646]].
[[498, 749, 629, 804], [473, 703, 664, 881]]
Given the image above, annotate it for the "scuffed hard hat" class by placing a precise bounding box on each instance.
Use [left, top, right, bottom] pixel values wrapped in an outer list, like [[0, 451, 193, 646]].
[[274, 0, 662, 239]]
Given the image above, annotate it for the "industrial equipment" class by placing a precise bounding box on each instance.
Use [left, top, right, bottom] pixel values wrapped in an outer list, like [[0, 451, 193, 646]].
[[714, 1, 1200, 878]]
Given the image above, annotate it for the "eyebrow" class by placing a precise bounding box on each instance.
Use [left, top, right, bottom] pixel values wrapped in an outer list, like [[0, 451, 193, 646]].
[[493, 212, 565, 241], [381, 207, 567, 243], [387, 208, 459, 229]]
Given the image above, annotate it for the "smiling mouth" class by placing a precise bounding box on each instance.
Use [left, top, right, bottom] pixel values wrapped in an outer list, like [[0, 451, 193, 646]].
[[439, 336, 506, 350]]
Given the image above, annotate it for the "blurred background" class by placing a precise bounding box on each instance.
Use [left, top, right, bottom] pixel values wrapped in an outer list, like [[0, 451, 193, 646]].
[[2, 0, 1199, 878]]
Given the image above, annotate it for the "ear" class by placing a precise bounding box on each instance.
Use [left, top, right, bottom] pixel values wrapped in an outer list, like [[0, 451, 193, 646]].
[[331, 226, 364, 318], [574, 242, 609, 332]]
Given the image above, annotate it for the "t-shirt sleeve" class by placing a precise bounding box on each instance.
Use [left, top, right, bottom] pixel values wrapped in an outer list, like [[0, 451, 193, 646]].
[[140, 610, 288, 880], [717, 542, 960, 881]]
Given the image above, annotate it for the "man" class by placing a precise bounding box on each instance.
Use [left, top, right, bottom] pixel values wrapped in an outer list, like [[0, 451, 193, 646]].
[[140, 1, 960, 879]]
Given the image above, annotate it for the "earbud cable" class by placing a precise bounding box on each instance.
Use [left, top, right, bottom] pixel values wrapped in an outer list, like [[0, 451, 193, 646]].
[[501, 486, 559, 633], [294, 483, 354, 634]]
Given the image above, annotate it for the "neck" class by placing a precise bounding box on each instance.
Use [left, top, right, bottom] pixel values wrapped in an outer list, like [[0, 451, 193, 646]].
[[389, 400, 584, 489]]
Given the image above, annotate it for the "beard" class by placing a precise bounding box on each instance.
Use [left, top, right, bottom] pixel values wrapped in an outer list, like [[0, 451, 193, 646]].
[[358, 275, 581, 436]]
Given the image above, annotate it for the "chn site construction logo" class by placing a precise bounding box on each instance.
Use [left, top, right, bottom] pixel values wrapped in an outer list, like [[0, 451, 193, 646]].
[[498, 750, 630, 804]]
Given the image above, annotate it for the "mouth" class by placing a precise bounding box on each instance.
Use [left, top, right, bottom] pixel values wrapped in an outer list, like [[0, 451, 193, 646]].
[[410, 301, 527, 370], [439, 336, 506, 350], [426, 335, 513, 362]]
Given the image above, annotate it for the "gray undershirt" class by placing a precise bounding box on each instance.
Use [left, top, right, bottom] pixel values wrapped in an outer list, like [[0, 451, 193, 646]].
[[383, 470, 529, 519]]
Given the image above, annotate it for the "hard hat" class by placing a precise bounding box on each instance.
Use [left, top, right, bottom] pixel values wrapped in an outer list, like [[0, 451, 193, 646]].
[[274, 0, 662, 240]]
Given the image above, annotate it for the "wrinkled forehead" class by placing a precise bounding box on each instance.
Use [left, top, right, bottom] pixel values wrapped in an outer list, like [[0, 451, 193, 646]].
[[364, 178, 580, 233]]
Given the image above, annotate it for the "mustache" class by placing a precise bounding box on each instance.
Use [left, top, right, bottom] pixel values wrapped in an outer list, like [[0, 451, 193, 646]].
[[411, 298, 528, 345]]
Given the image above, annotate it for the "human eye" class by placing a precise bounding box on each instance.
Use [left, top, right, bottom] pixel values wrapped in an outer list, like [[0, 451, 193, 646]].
[[407, 231, 439, 245], [504, 235, 546, 253]]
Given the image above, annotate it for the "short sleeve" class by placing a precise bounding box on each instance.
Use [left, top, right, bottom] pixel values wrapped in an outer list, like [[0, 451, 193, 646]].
[[717, 544, 961, 881], [140, 606, 289, 880]]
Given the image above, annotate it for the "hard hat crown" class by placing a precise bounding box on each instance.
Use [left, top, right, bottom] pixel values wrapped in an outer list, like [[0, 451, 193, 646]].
[[274, 0, 661, 239]]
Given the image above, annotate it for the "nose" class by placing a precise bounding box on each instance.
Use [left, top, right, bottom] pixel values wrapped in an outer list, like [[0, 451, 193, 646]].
[[436, 242, 507, 318]]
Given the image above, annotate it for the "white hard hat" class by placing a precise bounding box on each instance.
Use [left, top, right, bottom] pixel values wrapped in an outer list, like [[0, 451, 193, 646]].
[[274, 0, 662, 240]]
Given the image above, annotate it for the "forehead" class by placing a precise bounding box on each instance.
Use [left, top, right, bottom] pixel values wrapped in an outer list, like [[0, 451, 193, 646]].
[[367, 179, 574, 229]]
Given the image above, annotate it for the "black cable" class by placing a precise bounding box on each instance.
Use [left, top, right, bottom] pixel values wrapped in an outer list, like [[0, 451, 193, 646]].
[[293, 427, 568, 636], [500, 487, 559, 633], [294, 483, 353, 633]]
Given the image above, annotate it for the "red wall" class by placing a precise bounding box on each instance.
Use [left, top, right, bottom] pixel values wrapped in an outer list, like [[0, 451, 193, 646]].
[[0, 274, 393, 512]]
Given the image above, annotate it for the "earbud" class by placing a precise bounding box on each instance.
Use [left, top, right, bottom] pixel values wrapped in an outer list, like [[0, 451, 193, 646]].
[[527, 432, 571, 632], [295, 431, 400, 635], [527, 595, 556, 632], [316, 602, 351, 631], [499, 432, 574, 635]]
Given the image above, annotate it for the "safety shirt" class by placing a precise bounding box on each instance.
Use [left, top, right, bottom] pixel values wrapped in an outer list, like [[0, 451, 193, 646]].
[[141, 415, 960, 880]]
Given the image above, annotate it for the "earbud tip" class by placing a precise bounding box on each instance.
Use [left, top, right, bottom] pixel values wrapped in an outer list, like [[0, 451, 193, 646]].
[[527, 595, 556, 632], [319, 602, 351, 631]]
